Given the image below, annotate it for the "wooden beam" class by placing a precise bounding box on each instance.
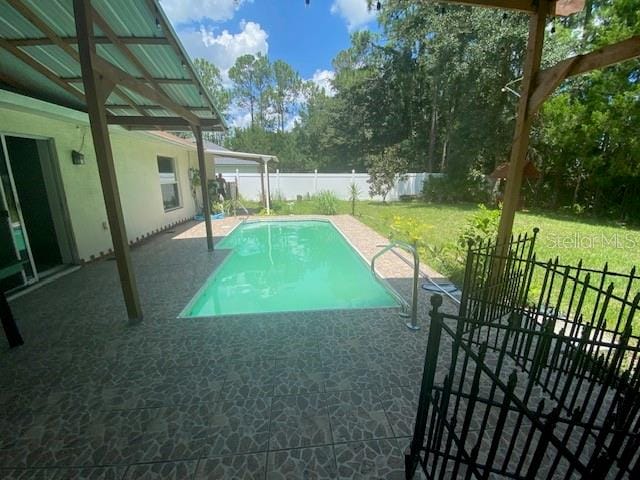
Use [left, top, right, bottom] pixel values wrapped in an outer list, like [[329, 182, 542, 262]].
[[6, 0, 80, 58], [0, 70, 87, 111], [193, 125, 214, 251], [553, 0, 585, 17], [105, 104, 212, 111], [528, 57, 579, 115], [7, 0, 202, 124], [107, 115, 223, 130], [90, 9, 171, 97], [529, 36, 640, 113], [0, 70, 26, 92], [496, 1, 549, 249], [145, 0, 225, 128], [0, 37, 85, 102], [5, 0, 148, 117], [5, 36, 170, 47], [438, 0, 537, 14], [91, 55, 201, 125], [63, 76, 194, 85], [73, 0, 143, 322], [435, 0, 583, 16]]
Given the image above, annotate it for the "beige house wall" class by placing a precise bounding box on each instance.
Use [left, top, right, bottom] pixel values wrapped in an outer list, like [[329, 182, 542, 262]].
[[0, 91, 198, 263]]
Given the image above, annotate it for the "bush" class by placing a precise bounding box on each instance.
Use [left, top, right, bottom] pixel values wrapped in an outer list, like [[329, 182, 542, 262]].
[[316, 190, 339, 215], [457, 204, 501, 249], [348, 182, 361, 216], [391, 215, 464, 285], [423, 170, 491, 204]]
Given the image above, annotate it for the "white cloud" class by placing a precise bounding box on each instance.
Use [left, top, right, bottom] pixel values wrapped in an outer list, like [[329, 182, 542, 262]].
[[310, 69, 336, 96], [284, 114, 301, 132], [330, 0, 377, 31], [231, 110, 252, 129], [179, 20, 269, 85], [160, 0, 249, 24]]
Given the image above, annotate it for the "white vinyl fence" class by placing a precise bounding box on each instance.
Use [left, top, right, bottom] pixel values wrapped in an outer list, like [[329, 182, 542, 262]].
[[224, 170, 443, 202]]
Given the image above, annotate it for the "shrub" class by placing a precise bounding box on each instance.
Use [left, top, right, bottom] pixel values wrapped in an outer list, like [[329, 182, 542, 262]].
[[316, 190, 339, 215], [348, 182, 361, 216], [391, 215, 463, 285], [211, 199, 232, 215], [423, 170, 491, 204], [367, 144, 409, 202], [457, 204, 501, 249]]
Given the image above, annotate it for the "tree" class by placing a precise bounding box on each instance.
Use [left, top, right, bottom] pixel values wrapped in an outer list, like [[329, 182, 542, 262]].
[[193, 58, 230, 118], [229, 53, 272, 128], [269, 60, 303, 132], [367, 143, 409, 202]]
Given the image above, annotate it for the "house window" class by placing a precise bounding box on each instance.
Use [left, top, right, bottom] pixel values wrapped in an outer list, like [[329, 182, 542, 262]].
[[157, 156, 181, 211]]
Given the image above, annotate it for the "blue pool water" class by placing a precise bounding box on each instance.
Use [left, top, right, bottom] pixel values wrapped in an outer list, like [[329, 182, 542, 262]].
[[180, 220, 399, 316]]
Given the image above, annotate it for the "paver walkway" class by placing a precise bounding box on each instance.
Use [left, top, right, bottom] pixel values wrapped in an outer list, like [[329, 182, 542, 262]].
[[1, 216, 456, 479]]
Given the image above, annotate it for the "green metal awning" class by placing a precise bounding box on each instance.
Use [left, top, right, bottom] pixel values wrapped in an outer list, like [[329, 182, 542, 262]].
[[0, 0, 226, 131]]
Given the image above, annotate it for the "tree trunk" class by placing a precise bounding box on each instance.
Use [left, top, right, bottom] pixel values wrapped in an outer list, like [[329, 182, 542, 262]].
[[572, 174, 581, 204], [552, 165, 562, 208], [440, 134, 448, 172], [427, 80, 438, 173]]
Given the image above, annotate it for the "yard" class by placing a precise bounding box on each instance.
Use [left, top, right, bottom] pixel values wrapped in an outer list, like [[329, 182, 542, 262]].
[[263, 199, 640, 280], [255, 198, 640, 331]]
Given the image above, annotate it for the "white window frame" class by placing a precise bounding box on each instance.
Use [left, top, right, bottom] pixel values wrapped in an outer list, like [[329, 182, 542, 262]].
[[157, 156, 182, 212]]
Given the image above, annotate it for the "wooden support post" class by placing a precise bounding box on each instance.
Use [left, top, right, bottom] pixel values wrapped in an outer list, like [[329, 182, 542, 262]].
[[260, 162, 266, 209], [496, 1, 549, 249], [1, 290, 23, 348], [194, 126, 213, 251], [264, 160, 271, 215], [73, 0, 142, 322]]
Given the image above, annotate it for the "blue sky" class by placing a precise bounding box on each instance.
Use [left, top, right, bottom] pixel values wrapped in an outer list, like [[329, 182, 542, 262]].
[[159, 0, 380, 126]]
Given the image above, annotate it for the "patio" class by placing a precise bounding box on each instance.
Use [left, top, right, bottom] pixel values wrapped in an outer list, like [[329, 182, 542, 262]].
[[0, 216, 456, 479]]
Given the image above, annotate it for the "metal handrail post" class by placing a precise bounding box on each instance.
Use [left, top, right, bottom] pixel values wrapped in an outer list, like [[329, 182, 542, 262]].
[[371, 240, 421, 330], [408, 242, 419, 330]]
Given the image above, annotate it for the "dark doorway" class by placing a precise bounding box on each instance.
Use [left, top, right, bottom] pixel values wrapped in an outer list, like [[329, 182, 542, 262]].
[[4, 136, 62, 273]]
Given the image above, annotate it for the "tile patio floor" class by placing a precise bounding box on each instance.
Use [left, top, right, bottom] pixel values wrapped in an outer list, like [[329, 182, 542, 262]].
[[0, 216, 458, 479]]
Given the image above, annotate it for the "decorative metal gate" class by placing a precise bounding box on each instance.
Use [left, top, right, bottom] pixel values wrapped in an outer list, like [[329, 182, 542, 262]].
[[406, 232, 640, 479]]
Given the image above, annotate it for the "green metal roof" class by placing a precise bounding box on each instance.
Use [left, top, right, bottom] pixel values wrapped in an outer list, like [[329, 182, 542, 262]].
[[0, 0, 226, 131]]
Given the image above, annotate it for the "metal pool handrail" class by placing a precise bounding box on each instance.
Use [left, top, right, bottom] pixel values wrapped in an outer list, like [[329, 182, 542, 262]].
[[371, 240, 420, 330]]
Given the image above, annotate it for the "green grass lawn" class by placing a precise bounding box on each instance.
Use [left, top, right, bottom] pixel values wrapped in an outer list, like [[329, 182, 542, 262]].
[[253, 197, 640, 331], [274, 198, 640, 276], [347, 201, 640, 330]]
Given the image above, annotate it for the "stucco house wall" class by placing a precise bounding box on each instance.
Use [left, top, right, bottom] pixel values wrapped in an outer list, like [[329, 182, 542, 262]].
[[0, 91, 198, 263]]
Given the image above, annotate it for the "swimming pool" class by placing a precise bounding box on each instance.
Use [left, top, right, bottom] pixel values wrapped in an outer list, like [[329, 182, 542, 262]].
[[180, 220, 399, 317]]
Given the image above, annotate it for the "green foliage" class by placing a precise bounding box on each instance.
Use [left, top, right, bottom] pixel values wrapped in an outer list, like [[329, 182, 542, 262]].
[[315, 190, 339, 215], [457, 204, 501, 250], [269, 60, 303, 132], [218, 0, 640, 226], [391, 216, 429, 246], [423, 170, 490, 204], [211, 199, 232, 215], [390, 214, 462, 284], [229, 53, 272, 128], [367, 144, 409, 202], [193, 58, 230, 118], [348, 182, 361, 215], [530, 0, 640, 221]]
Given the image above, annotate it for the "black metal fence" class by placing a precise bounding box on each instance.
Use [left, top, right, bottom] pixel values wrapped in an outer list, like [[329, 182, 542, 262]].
[[459, 229, 539, 325], [406, 232, 640, 479]]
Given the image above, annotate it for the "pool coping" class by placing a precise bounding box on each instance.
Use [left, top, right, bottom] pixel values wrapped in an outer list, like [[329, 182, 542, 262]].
[[178, 217, 407, 319]]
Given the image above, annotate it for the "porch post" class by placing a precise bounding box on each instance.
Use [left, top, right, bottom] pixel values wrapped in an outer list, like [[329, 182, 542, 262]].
[[496, 1, 548, 249], [264, 160, 271, 215], [194, 126, 213, 251], [73, 0, 142, 322], [259, 160, 266, 209]]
